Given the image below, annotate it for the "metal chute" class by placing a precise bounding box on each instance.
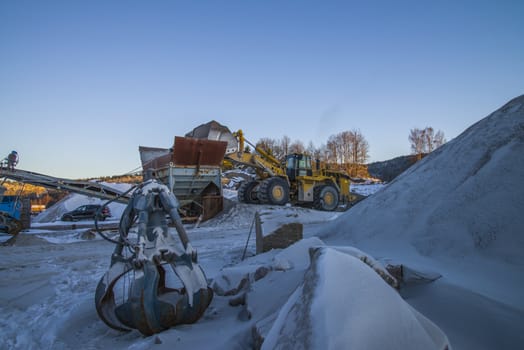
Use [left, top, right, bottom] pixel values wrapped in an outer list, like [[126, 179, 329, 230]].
[[95, 179, 213, 336]]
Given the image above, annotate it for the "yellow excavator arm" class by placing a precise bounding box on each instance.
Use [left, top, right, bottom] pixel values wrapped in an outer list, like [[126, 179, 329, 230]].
[[225, 130, 287, 178]]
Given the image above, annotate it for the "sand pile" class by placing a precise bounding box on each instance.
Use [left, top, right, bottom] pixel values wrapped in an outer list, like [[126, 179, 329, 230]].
[[322, 95, 524, 265]]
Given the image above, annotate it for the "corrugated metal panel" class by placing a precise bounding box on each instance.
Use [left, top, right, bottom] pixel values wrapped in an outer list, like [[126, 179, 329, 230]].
[[173, 137, 227, 166]]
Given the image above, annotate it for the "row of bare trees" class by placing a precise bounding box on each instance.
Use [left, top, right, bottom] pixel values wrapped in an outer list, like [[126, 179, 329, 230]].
[[326, 130, 369, 164], [254, 126, 445, 171], [256, 129, 370, 165], [256, 135, 307, 161]]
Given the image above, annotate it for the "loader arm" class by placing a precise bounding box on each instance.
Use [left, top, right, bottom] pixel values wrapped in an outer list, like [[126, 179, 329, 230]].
[[225, 130, 287, 178]]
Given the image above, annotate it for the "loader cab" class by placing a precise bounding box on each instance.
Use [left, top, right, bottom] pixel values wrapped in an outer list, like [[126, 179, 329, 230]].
[[286, 153, 313, 181]]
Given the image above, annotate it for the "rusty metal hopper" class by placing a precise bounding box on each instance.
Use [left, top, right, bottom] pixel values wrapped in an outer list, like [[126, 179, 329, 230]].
[[172, 137, 227, 167], [138, 136, 228, 222]]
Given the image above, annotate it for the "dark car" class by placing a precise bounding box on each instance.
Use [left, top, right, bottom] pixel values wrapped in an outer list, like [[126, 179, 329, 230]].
[[61, 205, 111, 222]]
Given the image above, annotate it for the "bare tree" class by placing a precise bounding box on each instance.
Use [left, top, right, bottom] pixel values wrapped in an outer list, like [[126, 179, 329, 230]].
[[306, 141, 316, 156], [280, 135, 291, 156], [316, 143, 330, 164], [424, 127, 435, 152], [313, 144, 323, 161], [409, 128, 425, 155], [433, 130, 446, 149], [350, 129, 369, 164], [340, 131, 353, 164], [326, 134, 340, 164], [289, 140, 305, 154], [409, 126, 446, 155]]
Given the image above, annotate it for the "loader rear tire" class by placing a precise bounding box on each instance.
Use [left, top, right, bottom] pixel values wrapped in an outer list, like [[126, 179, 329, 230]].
[[258, 177, 289, 205], [314, 184, 339, 211], [237, 181, 260, 204]]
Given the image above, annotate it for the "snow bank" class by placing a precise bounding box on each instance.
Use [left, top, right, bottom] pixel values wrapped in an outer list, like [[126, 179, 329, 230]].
[[263, 247, 449, 350], [201, 202, 342, 230], [350, 182, 387, 196]]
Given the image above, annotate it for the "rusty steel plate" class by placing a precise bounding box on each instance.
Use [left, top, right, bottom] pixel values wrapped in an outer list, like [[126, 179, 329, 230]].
[[173, 137, 227, 166], [202, 195, 223, 221], [139, 146, 172, 171]]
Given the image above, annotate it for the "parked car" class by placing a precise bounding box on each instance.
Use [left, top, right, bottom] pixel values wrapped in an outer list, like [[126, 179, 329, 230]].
[[61, 205, 111, 222]]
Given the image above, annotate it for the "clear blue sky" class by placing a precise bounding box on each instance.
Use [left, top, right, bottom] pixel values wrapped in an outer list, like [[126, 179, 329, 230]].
[[1, 0, 523, 178]]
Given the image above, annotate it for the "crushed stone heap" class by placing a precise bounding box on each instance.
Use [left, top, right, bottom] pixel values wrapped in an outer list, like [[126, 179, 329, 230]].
[[323, 95, 524, 265]]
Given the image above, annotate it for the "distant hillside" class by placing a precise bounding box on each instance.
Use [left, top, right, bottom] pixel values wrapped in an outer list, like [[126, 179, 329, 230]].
[[367, 154, 424, 182], [87, 174, 143, 184]]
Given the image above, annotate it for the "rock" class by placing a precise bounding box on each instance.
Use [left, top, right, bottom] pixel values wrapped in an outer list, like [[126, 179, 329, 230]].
[[228, 292, 246, 307], [255, 211, 303, 254], [254, 266, 270, 281]]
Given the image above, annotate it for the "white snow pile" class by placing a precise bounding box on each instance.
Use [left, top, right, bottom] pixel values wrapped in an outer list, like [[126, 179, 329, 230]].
[[200, 202, 342, 231], [350, 181, 387, 196], [210, 237, 449, 350], [263, 247, 449, 350]]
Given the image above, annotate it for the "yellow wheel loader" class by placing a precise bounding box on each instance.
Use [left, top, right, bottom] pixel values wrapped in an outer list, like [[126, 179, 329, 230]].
[[226, 130, 354, 211]]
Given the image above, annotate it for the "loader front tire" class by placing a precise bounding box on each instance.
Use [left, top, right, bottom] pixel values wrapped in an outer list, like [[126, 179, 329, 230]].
[[314, 184, 339, 211], [237, 181, 260, 204], [258, 177, 289, 205]]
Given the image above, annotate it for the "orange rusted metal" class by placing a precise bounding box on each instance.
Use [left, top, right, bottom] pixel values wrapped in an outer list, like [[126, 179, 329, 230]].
[[172, 137, 227, 167], [201, 195, 223, 221], [138, 136, 227, 222]]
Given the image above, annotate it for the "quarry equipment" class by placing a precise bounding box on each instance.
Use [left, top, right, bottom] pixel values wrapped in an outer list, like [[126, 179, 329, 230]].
[[225, 130, 353, 211], [0, 168, 132, 204], [139, 136, 228, 221], [0, 136, 228, 223], [0, 168, 131, 236], [95, 179, 213, 336], [0, 184, 30, 236], [0, 195, 23, 235]]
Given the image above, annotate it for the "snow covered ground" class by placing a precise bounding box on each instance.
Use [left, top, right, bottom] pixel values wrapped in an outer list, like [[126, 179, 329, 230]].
[[350, 181, 387, 196], [1, 95, 523, 349], [1, 202, 446, 350]]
